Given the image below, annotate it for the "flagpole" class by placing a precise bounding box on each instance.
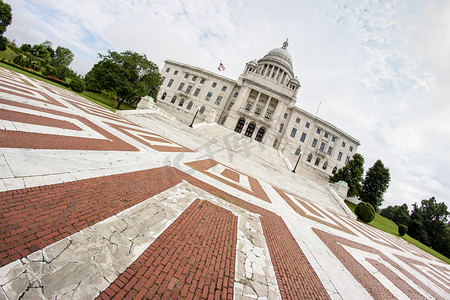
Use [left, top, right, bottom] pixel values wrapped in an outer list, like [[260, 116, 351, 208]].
[[315, 101, 322, 116]]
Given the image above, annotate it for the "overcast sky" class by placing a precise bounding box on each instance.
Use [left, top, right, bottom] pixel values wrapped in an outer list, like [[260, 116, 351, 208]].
[[4, 0, 450, 210]]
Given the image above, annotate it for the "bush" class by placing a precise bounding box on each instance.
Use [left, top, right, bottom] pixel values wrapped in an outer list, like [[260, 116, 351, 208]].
[[355, 202, 375, 223], [70, 78, 86, 93], [398, 224, 408, 236]]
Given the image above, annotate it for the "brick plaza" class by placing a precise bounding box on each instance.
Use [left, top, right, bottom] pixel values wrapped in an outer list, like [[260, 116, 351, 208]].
[[0, 67, 449, 299]]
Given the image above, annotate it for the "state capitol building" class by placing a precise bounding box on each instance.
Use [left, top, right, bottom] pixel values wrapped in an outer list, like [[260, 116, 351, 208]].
[[147, 41, 359, 177]]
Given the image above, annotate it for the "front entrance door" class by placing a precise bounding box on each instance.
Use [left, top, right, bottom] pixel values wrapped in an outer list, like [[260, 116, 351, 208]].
[[245, 122, 256, 138], [255, 127, 265, 142], [235, 118, 245, 133]]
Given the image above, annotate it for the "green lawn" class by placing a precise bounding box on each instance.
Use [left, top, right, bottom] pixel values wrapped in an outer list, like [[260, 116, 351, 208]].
[[345, 201, 450, 264], [0, 61, 135, 111]]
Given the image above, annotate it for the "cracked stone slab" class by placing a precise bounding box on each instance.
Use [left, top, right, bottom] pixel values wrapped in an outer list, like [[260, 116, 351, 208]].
[[0, 181, 198, 299]]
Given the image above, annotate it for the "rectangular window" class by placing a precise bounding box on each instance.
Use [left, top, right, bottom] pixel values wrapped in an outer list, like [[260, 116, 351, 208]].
[[316, 128, 321, 134], [184, 73, 189, 79], [337, 152, 343, 161], [227, 101, 234, 111], [345, 156, 350, 164], [178, 83, 184, 90], [167, 79, 174, 87], [305, 122, 310, 128], [220, 116, 226, 125], [245, 103, 252, 111], [342, 141, 346, 147], [283, 113, 288, 119], [212, 82, 217, 88], [279, 123, 284, 133], [319, 142, 326, 151], [349, 146, 353, 152], [233, 92, 239, 97], [290, 128, 297, 138], [265, 112, 271, 119], [186, 85, 192, 94], [327, 146, 333, 155], [215, 96, 223, 105], [192, 76, 197, 81], [205, 91, 212, 101], [312, 138, 318, 148], [221, 86, 227, 92], [296, 117, 301, 123], [194, 88, 201, 97], [300, 132, 307, 142], [161, 76, 166, 84], [174, 70, 178, 75], [200, 78, 205, 84], [255, 108, 262, 115], [166, 67, 170, 72], [332, 136, 336, 142], [324, 132, 329, 138]]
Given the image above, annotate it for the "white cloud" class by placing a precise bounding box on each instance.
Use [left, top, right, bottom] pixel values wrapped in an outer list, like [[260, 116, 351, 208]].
[[4, 0, 450, 209]]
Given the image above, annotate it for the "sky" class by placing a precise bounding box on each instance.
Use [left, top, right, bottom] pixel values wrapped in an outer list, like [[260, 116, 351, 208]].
[[4, 0, 450, 210]]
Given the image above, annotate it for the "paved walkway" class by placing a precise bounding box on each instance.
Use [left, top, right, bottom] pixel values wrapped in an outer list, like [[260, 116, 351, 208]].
[[0, 67, 448, 299]]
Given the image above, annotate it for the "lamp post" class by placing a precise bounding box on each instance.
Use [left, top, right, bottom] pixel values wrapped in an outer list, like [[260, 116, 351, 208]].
[[292, 151, 303, 173], [189, 108, 199, 128]]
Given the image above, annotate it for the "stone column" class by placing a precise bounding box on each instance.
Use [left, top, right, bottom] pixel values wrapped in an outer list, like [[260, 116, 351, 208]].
[[234, 86, 251, 110], [261, 96, 272, 118]]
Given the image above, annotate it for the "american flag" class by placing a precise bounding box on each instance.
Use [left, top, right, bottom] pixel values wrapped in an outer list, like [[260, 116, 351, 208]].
[[218, 62, 225, 71]]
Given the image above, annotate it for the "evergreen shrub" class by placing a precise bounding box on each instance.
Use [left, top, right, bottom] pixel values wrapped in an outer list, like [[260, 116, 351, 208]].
[[70, 78, 86, 93], [398, 224, 408, 236], [355, 202, 375, 223]]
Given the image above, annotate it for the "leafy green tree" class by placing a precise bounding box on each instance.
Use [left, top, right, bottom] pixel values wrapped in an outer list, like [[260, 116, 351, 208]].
[[0, 0, 12, 35], [360, 160, 390, 209], [19, 43, 32, 53], [329, 153, 364, 197], [380, 204, 410, 226], [0, 0, 12, 51], [85, 50, 161, 109], [409, 197, 449, 257], [52, 46, 74, 68]]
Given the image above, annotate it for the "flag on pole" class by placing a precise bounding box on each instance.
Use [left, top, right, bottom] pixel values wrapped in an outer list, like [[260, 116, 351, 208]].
[[218, 61, 225, 71]]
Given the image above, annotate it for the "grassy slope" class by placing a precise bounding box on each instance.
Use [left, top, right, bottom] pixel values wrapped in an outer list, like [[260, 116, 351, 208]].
[[0, 61, 135, 111], [346, 201, 450, 264]]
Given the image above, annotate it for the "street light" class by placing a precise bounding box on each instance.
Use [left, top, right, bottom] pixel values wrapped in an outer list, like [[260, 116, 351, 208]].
[[189, 108, 199, 128], [292, 150, 303, 173]]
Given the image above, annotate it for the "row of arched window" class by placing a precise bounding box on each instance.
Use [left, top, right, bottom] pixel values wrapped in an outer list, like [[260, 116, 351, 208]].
[[298, 150, 337, 174], [161, 92, 205, 115]]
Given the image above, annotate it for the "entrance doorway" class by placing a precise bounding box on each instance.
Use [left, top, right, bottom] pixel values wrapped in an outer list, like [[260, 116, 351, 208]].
[[255, 127, 265, 142], [245, 122, 256, 138], [235, 118, 245, 133]]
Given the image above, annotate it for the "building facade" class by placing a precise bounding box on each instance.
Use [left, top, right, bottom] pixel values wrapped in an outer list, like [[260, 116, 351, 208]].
[[150, 41, 360, 176]]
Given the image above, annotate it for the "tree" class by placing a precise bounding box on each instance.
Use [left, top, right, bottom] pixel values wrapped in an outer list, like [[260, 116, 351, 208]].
[[355, 202, 375, 223], [19, 43, 32, 53], [52, 46, 74, 68], [0, 0, 12, 35], [329, 153, 364, 197], [408, 197, 449, 257], [360, 160, 390, 209], [380, 204, 410, 226], [85, 50, 161, 109], [0, 0, 12, 51]]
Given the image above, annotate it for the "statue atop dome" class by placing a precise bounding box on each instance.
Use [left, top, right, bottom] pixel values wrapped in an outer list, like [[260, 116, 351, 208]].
[[282, 38, 288, 49]]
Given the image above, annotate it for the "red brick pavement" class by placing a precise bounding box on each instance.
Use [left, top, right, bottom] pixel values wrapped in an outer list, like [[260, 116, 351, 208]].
[[99, 199, 237, 300], [0, 164, 329, 299], [0, 98, 139, 151], [186, 159, 272, 203], [0, 109, 82, 130], [275, 187, 355, 235], [314, 228, 443, 299], [0, 166, 184, 267]]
